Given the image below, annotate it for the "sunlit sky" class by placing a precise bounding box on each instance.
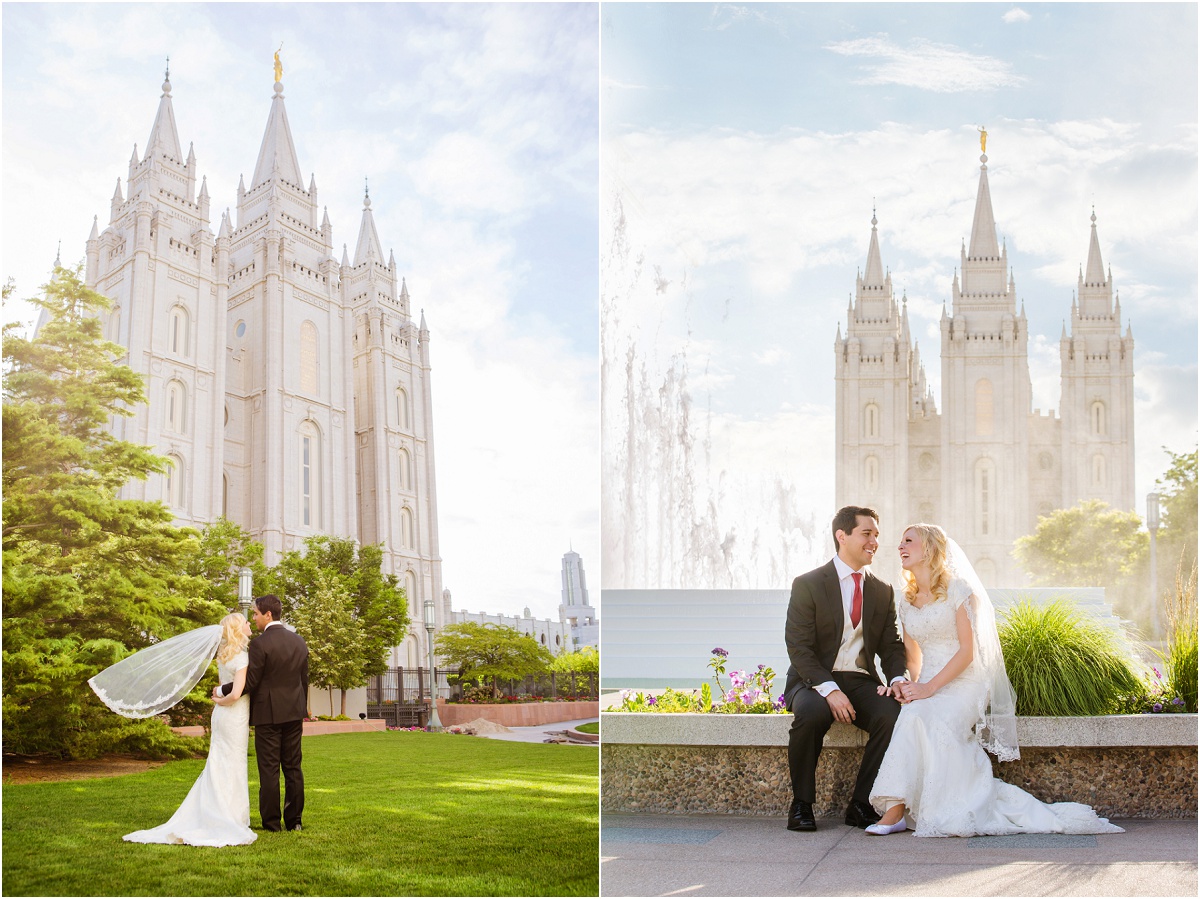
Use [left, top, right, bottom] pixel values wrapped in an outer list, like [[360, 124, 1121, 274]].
[[3, 2, 599, 621], [601, 2, 1197, 586]]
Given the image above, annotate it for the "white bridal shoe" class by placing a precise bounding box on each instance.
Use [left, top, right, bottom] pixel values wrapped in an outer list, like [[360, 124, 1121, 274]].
[[864, 819, 909, 835]]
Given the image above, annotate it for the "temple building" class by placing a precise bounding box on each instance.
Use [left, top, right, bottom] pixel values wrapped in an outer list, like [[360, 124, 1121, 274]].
[[834, 139, 1135, 586], [85, 62, 446, 663]]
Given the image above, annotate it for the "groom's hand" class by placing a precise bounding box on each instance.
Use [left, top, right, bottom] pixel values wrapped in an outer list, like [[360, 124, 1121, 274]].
[[825, 690, 856, 723]]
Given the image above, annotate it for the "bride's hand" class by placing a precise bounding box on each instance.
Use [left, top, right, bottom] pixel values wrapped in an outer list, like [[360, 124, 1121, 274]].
[[900, 681, 935, 702]]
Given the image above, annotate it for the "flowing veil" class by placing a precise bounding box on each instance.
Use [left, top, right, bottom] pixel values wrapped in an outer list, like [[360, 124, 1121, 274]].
[[88, 625, 223, 718], [945, 539, 1020, 761]]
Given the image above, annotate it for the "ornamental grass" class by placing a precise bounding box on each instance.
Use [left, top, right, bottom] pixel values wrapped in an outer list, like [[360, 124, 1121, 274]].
[[998, 597, 1142, 716], [1161, 560, 1198, 713]]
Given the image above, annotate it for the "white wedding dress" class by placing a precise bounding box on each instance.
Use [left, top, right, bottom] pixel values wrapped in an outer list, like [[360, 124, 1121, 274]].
[[870, 581, 1124, 837], [124, 652, 257, 846]]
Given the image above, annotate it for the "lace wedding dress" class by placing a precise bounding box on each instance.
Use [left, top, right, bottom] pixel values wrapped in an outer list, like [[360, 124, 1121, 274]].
[[124, 652, 257, 846], [870, 580, 1124, 837]]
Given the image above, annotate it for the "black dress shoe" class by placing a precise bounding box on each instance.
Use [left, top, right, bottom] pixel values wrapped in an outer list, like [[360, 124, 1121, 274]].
[[845, 799, 881, 828], [287, 824, 303, 832], [787, 800, 817, 832]]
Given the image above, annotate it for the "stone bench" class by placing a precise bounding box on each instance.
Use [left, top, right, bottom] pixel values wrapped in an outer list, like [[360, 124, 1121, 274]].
[[600, 712, 1198, 819]]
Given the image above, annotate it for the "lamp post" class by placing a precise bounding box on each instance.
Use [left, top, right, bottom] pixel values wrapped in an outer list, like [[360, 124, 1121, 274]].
[[238, 567, 253, 618], [1147, 493, 1161, 642], [423, 597, 444, 732]]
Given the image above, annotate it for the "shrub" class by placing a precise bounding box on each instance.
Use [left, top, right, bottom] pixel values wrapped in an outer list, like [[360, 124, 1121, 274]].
[[999, 597, 1142, 716]]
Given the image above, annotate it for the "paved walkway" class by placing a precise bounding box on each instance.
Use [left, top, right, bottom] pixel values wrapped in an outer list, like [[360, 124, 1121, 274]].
[[601, 813, 1197, 897], [471, 718, 598, 744]]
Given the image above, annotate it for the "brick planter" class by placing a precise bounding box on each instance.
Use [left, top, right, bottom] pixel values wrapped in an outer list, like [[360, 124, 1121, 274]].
[[437, 699, 599, 728]]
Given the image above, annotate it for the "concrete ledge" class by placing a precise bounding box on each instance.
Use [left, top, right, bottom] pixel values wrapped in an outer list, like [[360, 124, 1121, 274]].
[[600, 712, 1198, 748], [600, 714, 1197, 819]]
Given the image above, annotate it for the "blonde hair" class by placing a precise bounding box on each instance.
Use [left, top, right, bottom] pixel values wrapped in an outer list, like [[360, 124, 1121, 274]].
[[901, 523, 951, 606], [216, 612, 249, 664]]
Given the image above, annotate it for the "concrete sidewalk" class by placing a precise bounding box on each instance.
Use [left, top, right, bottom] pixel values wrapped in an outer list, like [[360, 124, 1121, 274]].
[[471, 718, 598, 744], [601, 813, 1197, 897]]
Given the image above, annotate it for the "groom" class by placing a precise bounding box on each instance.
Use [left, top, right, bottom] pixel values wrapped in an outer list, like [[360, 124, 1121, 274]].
[[782, 505, 907, 832], [217, 594, 309, 832]]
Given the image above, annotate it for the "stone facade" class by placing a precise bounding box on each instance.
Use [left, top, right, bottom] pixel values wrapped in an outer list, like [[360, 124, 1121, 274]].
[[559, 549, 599, 648], [85, 68, 443, 660], [835, 148, 1134, 586]]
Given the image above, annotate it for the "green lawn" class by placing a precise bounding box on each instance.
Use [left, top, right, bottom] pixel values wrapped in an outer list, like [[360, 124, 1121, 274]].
[[574, 721, 599, 735], [3, 732, 598, 896]]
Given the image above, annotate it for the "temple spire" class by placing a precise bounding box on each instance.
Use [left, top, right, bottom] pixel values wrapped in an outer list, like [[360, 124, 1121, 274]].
[[967, 148, 999, 259], [863, 209, 885, 287], [353, 184, 384, 265], [251, 51, 303, 189], [1083, 208, 1106, 286], [146, 63, 183, 162]]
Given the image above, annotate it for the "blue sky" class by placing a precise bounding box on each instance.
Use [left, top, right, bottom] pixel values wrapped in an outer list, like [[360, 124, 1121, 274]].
[[3, 2, 599, 621], [601, 2, 1198, 589]]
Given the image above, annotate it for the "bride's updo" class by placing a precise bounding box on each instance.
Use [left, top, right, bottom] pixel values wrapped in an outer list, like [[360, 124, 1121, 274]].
[[902, 522, 951, 605], [216, 612, 250, 664]]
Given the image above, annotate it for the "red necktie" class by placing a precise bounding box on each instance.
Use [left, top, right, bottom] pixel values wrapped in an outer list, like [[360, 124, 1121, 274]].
[[850, 572, 863, 629]]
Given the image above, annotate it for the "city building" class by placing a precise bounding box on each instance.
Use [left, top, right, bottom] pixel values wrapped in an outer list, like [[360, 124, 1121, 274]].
[[835, 142, 1135, 585]]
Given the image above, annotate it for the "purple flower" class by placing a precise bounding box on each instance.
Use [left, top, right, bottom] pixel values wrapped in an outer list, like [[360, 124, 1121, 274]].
[[711, 647, 729, 658], [1172, 697, 1185, 706], [1153, 702, 1163, 712], [647, 695, 657, 706], [1152, 666, 1162, 680], [757, 664, 766, 671]]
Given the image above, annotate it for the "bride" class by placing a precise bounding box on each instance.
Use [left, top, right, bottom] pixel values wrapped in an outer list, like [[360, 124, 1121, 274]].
[[866, 523, 1123, 838], [91, 612, 257, 847]]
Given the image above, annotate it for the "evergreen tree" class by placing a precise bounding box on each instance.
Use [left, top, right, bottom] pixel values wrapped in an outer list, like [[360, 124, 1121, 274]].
[[288, 569, 371, 717], [2, 267, 215, 757]]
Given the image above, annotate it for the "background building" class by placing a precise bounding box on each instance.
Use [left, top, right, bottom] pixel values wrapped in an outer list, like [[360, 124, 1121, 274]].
[[559, 549, 599, 648], [87, 67, 443, 661], [835, 145, 1134, 585]]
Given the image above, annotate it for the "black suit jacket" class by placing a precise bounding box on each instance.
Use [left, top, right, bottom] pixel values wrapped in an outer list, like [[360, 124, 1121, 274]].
[[783, 560, 907, 701], [223, 623, 309, 726]]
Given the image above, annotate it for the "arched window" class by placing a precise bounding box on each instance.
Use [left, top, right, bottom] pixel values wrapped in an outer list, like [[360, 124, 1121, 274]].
[[299, 421, 322, 527], [396, 387, 410, 430], [975, 558, 997, 586], [404, 634, 419, 669], [166, 380, 187, 434], [1091, 400, 1107, 436], [1092, 453, 1107, 487], [864, 403, 880, 439], [165, 454, 184, 508], [398, 448, 411, 491], [169, 305, 190, 356], [405, 570, 418, 620], [401, 507, 415, 549], [974, 458, 996, 537], [110, 306, 122, 343], [300, 321, 319, 394], [975, 379, 994, 437], [864, 455, 879, 491]]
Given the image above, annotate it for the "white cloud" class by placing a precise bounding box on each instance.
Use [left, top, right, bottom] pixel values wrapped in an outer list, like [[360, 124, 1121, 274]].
[[1003, 7, 1032, 24], [826, 36, 1027, 92]]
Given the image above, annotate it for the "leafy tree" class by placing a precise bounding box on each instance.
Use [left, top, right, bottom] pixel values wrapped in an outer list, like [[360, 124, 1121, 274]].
[[1014, 500, 1148, 588], [2, 267, 215, 757], [1155, 446, 1198, 580], [289, 569, 371, 717], [435, 622, 554, 697], [550, 645, 599, 675], [187, 518, 269, 613], [267, 535, 408, 703]]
